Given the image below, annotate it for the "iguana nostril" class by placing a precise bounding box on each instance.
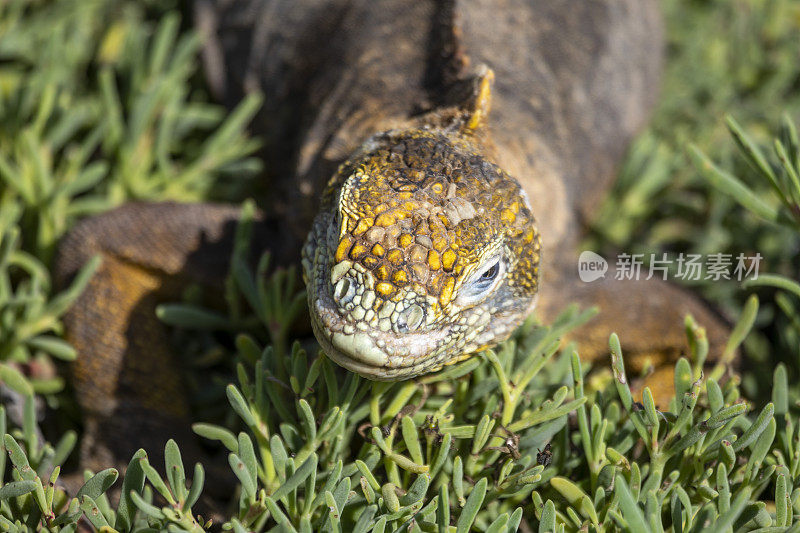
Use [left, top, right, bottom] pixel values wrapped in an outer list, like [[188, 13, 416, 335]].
[[398, 304, 425, 332], [333, 276, 356, 305]]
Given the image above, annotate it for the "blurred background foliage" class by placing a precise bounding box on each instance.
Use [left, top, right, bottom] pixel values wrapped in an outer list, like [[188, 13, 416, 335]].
[[0, 0, 798, 530], [0, 0, 260, 397], [587, 0, 800, 402]]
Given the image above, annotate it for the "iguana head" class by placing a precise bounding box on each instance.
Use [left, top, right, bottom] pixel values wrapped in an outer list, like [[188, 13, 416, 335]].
[[302, 72, 541, 380]]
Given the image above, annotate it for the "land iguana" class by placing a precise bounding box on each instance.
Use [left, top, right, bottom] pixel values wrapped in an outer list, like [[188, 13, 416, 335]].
[[56, 0, 731, 471]]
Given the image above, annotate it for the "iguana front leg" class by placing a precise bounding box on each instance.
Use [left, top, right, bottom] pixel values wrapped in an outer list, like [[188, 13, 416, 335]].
[[55, 202, 284, 472]]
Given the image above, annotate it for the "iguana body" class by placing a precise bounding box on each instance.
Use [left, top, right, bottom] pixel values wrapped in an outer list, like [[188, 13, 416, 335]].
[[57, 0, 730, 469]]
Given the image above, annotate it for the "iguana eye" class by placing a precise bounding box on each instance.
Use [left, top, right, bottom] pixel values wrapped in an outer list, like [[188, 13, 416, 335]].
[[479, 262, 500, 282], [455, 257, 505, 307]]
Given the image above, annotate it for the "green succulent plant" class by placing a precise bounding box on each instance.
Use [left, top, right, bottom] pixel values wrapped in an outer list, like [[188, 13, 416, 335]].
[[1, 248, 798, 530], [0, 0, 799, 531]]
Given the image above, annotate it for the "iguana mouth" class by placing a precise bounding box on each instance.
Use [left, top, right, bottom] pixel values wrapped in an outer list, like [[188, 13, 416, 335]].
[[310, 296, 456, 380], [307, 250, 466, 380]]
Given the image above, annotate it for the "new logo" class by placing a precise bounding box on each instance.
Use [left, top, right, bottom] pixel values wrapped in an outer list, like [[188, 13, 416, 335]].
[[578, 251, 608, 282]]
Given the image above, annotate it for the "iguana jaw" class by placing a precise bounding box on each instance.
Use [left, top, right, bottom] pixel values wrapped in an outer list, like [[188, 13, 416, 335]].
[[306, 259, 525, 380], [309, 287, 462, 380]]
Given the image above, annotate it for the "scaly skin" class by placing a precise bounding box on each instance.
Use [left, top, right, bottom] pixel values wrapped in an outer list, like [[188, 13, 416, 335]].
[[55, 0, 733, 472], [303, 111, 541, 378]]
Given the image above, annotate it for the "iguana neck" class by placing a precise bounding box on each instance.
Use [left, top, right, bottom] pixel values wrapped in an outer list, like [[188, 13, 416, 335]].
[[198, 0, 661, 261], [285, 1, 569, 254]]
